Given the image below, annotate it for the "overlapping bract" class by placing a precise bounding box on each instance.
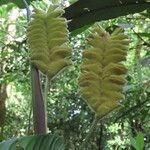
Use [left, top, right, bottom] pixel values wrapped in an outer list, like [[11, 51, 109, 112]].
[[79, 26, 129, 116], [27, 5, 71, 79]]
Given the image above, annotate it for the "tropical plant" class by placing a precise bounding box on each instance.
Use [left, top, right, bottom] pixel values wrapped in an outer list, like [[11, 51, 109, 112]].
[[0, 0, 149, 149]]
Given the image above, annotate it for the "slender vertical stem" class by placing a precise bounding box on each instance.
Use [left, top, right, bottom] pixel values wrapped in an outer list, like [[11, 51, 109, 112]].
[[22, 0, 31, 21], [80, 115, 100, 150], [31, 67, 47, 134], [27, 101, 32, 134], [23, 0, 47, 134], [44, 76, 49, 132]]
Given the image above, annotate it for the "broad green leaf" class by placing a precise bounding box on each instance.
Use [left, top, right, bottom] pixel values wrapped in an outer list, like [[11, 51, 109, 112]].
[[19, 136, 36, 150], [0, 138, 17, 150], [135, 132, 144, 150], [70, 23, 93, 36], [63, 0, 150, 31], [141, 8, 150, 17], [1, 0, 150, 33], [130, 132, 145, 150], [0, 134, 64, 150], [138, 33, 150, 38], [19, 134, 64, 150]]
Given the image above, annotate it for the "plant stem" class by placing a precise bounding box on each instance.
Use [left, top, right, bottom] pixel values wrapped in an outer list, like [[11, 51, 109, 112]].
[[27, 101, 32, 134], [44, 76, 49, 132], [80, 115, 100, 150], [22, 0, 31, 21], [23, 0, 47, 134], [31, 67, 47, 134]]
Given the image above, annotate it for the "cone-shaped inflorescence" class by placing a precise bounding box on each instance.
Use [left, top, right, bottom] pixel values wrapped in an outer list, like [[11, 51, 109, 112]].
[[79, 26, 129, 116], [27, 5, 71, 79]]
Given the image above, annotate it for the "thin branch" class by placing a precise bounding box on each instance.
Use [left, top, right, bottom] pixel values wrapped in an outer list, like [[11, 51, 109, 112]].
[[0, 40, 8, 47], [132, 29, 150, 46], [126, 18, 150, 47], [114, 98, 150, 122], [0, 29, 16, 39], [22, 0, 31, 21]]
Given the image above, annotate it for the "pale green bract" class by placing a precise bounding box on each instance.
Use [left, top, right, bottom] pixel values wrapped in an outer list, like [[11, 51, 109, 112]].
[[79, 26, 129, 116], [27, 6, 71, 79]]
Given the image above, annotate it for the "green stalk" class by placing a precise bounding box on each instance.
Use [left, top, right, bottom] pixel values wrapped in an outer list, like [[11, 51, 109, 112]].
[[44, 76, 49, 132], [31, 66, 47, 134], [80, 115, 100, 150]]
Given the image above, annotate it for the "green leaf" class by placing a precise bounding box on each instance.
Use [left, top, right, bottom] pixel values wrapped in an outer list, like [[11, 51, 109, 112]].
[[130, 132, 144, 150], [70, 23, 93, 36], [135, 132, 144, 150], [0, 134, 64, 150], [130, 137, 137, 149], [1, 0, 150, 33], [0, 0, 42, 8], [141, 8, 150, 17], [0, 138, 17, 150], [51, 0, 59, 4], [138, 32, 150, 38], [63, 0, 150, 31]]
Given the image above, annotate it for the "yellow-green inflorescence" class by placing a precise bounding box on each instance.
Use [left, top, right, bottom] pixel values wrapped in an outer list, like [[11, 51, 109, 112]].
[[79, 26, 129, 116], [27, 5, 72, 79]]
